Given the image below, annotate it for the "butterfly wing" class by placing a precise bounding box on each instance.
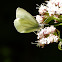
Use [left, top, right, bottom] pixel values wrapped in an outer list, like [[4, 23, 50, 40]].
[[14, 8, 40, 33]]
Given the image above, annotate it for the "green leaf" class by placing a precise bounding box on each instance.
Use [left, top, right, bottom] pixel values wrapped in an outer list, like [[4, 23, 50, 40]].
[[58, 42, 62, 50], [14, 8, 40, 33]]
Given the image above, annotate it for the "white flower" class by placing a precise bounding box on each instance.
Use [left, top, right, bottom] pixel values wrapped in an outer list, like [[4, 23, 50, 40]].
[[47, 34, 54, 43], [48, 0, 61, 5], [47, 5, 59, 15], [37, 26, 56, 39], [38, 34, 59, 45], [37, 29, 44, 39], [37, 0, 62, 16], [43, 27, 50, 34], [39, 38, 47, 44], [36, 15, 44, 23], [54, 36, 59, 42], [48, 34, 59, 43], [59, 2, 62, 7], [44, 25, 56, 34], [37, 33, 44, 39], [38, 4, 47, 14], [59, 7, 62, 14], [46, 0, 62, 15], [49, 25, 56, 33]]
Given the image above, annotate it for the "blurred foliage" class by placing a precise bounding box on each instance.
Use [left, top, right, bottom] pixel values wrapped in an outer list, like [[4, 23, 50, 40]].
[[0, 47, 12, 62]]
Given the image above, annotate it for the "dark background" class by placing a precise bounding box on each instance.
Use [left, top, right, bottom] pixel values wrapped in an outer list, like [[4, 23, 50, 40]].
[[0, 0, 62, 62]]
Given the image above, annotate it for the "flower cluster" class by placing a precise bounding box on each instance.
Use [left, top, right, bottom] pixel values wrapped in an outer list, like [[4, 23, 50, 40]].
[[36, 25, 59, 47], [37, 25, 56, 39], [46, 0, 62, 15], [36, 0, 62, 24], [39, 0, 62, 15], [33, 0, 62, 48], [36, 15, 44, 23]]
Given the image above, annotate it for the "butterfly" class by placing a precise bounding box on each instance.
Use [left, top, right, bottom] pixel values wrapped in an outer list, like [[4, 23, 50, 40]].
[[14, 7, 40, 33]]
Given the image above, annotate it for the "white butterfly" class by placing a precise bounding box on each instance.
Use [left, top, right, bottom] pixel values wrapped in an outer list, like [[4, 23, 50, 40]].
[[14, 7, 40, 33]]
